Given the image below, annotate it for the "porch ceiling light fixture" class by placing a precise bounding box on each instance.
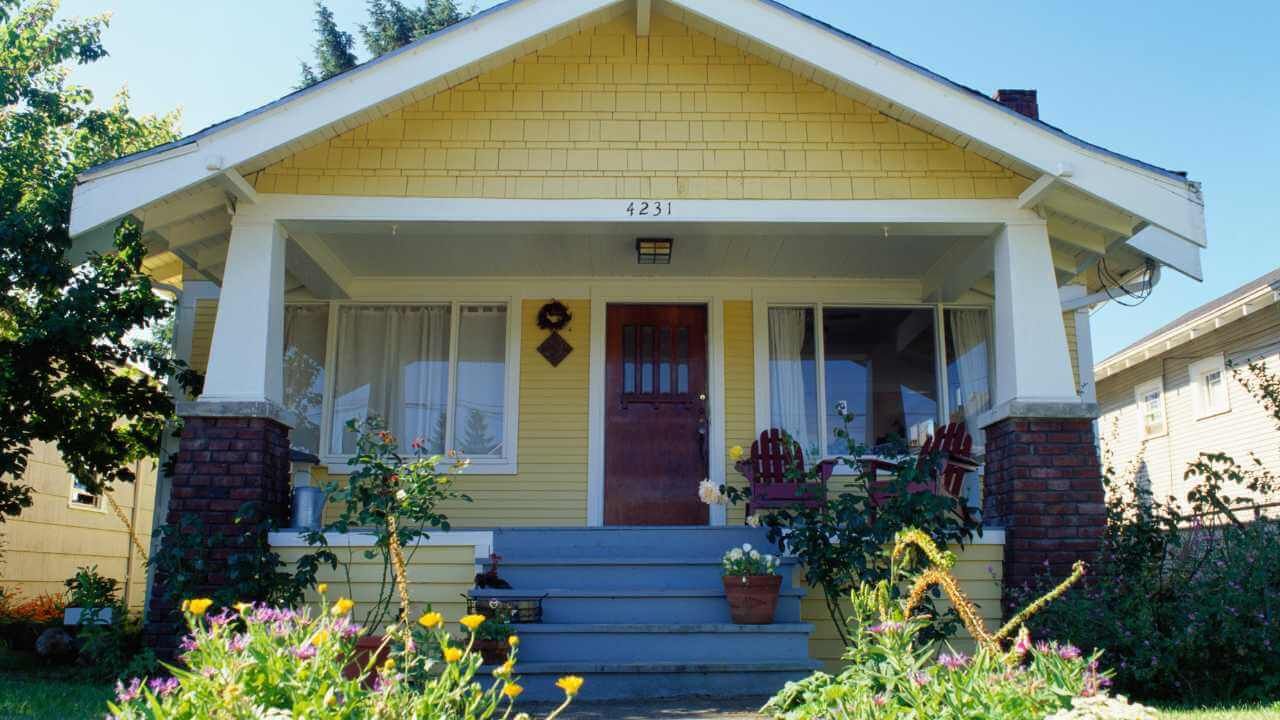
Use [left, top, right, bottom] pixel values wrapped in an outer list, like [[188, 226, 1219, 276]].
[[636, 237, 673, 264]]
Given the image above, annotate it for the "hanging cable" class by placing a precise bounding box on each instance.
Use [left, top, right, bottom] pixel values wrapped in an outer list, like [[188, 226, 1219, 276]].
[[1098, 257, 1156, 307]]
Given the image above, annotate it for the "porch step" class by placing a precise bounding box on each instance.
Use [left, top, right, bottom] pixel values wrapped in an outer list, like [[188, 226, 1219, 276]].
[[496, 556, 799, 590], [475, 587, 806, 624], [491, 526, 784, 560], [510, 622, 814, 664], [498, 659, 822, 702]]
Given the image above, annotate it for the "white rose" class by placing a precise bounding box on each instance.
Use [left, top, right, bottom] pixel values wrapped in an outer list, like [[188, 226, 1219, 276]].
[[750, 550, 761, 560], [742, 543, 752, 553], [745, 514, 761, 528]]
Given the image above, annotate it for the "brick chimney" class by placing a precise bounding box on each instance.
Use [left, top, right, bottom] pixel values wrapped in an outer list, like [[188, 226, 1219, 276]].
[[994, 89, 1038, 120]]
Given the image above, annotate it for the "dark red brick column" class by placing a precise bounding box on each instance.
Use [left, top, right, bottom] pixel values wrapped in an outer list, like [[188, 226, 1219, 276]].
[[144, 414, 291, 657], [983, 417, 1105, 612]]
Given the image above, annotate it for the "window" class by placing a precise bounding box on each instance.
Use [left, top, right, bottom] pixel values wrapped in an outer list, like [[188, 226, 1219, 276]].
[[767, 306, 939, 457], [1134, 378, 1167, 439], [944, 309, 994, 430], [284, 301, 516, 470], [69, 477, 103, 511], [1189, 354, 1230, 419]]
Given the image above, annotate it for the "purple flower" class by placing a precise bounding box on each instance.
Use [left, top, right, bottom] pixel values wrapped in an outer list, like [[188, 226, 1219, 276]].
[[938, 652, 969, 670], [1034, 641, 1052, 654], [292, 644, 317, 660], [868, 621, 904, 634], [333, 617, 362, 639], [207, 609, 235, 627], [1058, 644, 1082, 660], [228, 633, 250, 653], [115, 678, 143, 703], [178, 635, 198, 652], [147, 677, 180, 697], [909, 670, 930, 686]]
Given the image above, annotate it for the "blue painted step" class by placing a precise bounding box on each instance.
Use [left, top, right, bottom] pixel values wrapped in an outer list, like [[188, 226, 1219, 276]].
[[491, 526, 785, 560], [475, 587, 806, 624], [511, 622, 814, 663], [500, 660, 823, 703], [497, 556, 799, 590]]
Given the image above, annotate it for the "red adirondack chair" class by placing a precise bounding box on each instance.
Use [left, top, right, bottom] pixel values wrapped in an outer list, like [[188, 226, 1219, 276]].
[[737, 429, 836, 516], [866, 422, 979, 515]]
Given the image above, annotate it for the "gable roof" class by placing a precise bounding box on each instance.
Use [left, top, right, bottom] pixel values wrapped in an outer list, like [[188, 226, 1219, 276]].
[[1096, 267, 1280, 379], [69, 0, 1206, 280]]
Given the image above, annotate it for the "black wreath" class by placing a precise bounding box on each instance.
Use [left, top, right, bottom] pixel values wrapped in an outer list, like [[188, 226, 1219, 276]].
[[536, 300, 572, 331]]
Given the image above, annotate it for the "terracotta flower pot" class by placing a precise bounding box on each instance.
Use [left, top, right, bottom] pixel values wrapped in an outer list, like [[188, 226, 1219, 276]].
[[474, 637, 510, 665], [344, 635, 390, 686], [723, 574, 782, 624]]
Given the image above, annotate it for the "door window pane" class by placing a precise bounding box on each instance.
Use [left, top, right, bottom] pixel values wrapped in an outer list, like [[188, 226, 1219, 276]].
[[453, 305, 507, 457], [944, 309, 994, 432], [283, 305, 329, 454], [768, 307, 820, 457]]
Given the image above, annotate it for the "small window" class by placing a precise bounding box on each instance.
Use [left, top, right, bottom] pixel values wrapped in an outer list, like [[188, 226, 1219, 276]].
[[69, 477, 104, 511], [1189, 354, 1231, 419], [1134, 378, 1167, 439]]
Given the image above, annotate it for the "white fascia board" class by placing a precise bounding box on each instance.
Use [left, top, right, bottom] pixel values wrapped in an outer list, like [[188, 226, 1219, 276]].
[[668, 0, 1206, 247], [1124, 225, 1203, 281], [68, 0, 620, 238]]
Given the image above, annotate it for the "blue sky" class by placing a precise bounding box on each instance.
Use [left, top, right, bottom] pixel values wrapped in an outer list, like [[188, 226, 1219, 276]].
[[58, 0, 1280, 360]]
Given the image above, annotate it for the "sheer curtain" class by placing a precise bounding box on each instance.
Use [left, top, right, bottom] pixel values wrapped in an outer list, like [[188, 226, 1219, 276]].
[[331, 305, 451, 454], [947, 309, 993, 431], [768, 307, 817, 455], [283, 305, 328, 454]]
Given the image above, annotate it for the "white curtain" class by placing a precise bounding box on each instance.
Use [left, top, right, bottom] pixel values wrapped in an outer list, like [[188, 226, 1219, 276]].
[[331, 305, 451, 454], [283, 305, 329, 454], [768, 307, 815, 454], [948, 309, 993, 430]]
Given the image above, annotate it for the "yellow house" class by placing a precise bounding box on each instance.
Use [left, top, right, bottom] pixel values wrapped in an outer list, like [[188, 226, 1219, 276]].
[[0, 441, 155, 610], [67, 0, 1205, 700], [1095, 267, 1280, 513]]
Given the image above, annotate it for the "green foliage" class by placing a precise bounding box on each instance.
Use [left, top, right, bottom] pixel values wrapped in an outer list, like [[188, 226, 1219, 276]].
[[305, 417, 471, 629], [360, 0, 470, 56], [64, 566, 118, 614], [721, 408, 980, 645], [0, 0, 200, 521], [721, 542, 781, 576], [76, 612, 159, 682], [299, 1, 359, 87], [761, 532, 1152, 720], [1013, 359, 1280, 705], [106, 601, 579, 720]]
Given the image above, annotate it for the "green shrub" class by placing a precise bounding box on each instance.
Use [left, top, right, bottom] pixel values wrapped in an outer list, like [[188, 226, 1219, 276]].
[[106, 596, 582, 719]]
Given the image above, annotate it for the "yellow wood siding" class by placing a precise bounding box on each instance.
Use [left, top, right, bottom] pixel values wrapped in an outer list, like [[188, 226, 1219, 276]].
[[801, 542, 1003, 672], [1063, 310, 1080, 391], [1097, 304, 1280, 509], [723, 300, 754, 525], [1, 441, 156, 608], [274, 543, 473, 626], [251, 14, 1030, 202], [190, 298, 218, 374]]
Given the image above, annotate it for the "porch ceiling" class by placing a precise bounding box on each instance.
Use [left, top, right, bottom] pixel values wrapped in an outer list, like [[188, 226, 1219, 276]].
[[279, 220, 997, 279]]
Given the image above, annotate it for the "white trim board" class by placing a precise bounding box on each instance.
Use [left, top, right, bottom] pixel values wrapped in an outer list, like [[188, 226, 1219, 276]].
[[268, 530, 494, 562]]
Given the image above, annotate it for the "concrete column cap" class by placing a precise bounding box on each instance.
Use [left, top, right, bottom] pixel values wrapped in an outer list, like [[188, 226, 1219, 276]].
[[177, 399, 299, 429], [977, 398, 1100, 428]]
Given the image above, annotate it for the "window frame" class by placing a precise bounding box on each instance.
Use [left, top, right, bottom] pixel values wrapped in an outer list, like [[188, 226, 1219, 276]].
[[1133, 377, 1168, 439], [68, 476, 105, 512], [1189, 354, 1231, 420], [289, 298, 521, 475], [754, 298, 988, 465]]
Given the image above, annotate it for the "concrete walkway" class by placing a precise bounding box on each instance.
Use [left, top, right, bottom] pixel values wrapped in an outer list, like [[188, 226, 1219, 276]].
[[527, 696, 770, 719]]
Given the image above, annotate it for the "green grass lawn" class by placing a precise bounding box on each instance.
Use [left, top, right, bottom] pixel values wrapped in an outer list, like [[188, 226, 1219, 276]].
[[1158, 707, 1280, 720]]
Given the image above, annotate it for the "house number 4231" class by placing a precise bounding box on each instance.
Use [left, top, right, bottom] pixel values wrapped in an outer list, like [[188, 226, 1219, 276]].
[[625, 201, 672, 217]]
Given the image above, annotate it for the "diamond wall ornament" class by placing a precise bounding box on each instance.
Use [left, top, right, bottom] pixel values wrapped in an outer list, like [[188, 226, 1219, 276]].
[[538, 330, 573, 367]]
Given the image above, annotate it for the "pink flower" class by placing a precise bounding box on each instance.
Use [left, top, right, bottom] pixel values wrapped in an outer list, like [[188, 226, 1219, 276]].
[[292, 644, 317, 660], [909, 670, 930, 686], [872, 694, 887, 707], [938, 652, 969, 670], [178, 635, 198, 652], [228, 633, 250, 653], [1058, 644, 1082, 660], [1013, 627, 1032, 656], [115, 678, 143, 703], [148, 677, 180, 697], [868, 621, 904, 634]]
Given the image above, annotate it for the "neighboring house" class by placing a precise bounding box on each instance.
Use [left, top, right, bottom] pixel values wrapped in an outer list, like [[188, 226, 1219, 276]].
[[67, 0, 1206, 698], [0, 440, 156, 609], [1096, 268, 1280, 512]]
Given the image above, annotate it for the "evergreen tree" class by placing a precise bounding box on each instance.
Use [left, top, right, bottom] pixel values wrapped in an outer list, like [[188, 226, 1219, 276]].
[[298, 1, 358, 88], [458, 408, 495, 455], [359, 0, 470, 57]]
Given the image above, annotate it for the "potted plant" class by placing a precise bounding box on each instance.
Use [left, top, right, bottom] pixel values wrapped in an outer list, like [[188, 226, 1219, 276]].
[[469, 601, 517, 665], [63, 565, 119, 626], [721, 543, 782, 624]]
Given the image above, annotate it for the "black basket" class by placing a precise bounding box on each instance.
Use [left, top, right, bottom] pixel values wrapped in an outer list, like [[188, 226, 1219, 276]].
[[466, 594, 544, 624]]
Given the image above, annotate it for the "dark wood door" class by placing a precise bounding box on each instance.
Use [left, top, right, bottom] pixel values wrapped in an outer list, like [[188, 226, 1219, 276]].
[[604, 304, 709, 526]]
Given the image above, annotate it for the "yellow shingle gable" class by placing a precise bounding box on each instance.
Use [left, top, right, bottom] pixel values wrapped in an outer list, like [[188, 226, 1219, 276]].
[[253, 13, 1031, 200]]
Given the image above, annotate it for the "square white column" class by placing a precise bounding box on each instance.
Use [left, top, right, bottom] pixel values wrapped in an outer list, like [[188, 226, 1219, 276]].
[[200, 217, 286, 405], [991, 221, 1079, 407]]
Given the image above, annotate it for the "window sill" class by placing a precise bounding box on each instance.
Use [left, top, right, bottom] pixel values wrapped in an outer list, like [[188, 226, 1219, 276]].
[[320, 456, 517, 476], [1195, 407, 1231, 422]]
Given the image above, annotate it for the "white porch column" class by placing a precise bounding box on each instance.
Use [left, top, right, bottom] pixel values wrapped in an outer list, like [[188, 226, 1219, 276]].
[[991, 221, 1078, 407], [200, 217, 286, 405]]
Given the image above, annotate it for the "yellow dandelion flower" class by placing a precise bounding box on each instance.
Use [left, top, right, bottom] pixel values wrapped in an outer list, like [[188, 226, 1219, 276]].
[[443, 646, 464, 663], [460, 614, 487, 632], [417, 611, 443, 630], [504, 683, 524, 699], [317, 583, 329, 595], [555, 675, 584, 697], [492, 658, 515, 678], [382, 658, 396, 673], [728, 445, 745, 461], [508, 634, 520, 648], [233, 602, 252, 614], [331, 597, 355, 616], [180, 599, 190, 613], [187, 598, 214, 616], [311, 629, 330, 646]]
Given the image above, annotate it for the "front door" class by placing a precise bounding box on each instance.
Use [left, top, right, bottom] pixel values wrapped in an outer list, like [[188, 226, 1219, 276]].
[[604, 304, 709, 525]]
